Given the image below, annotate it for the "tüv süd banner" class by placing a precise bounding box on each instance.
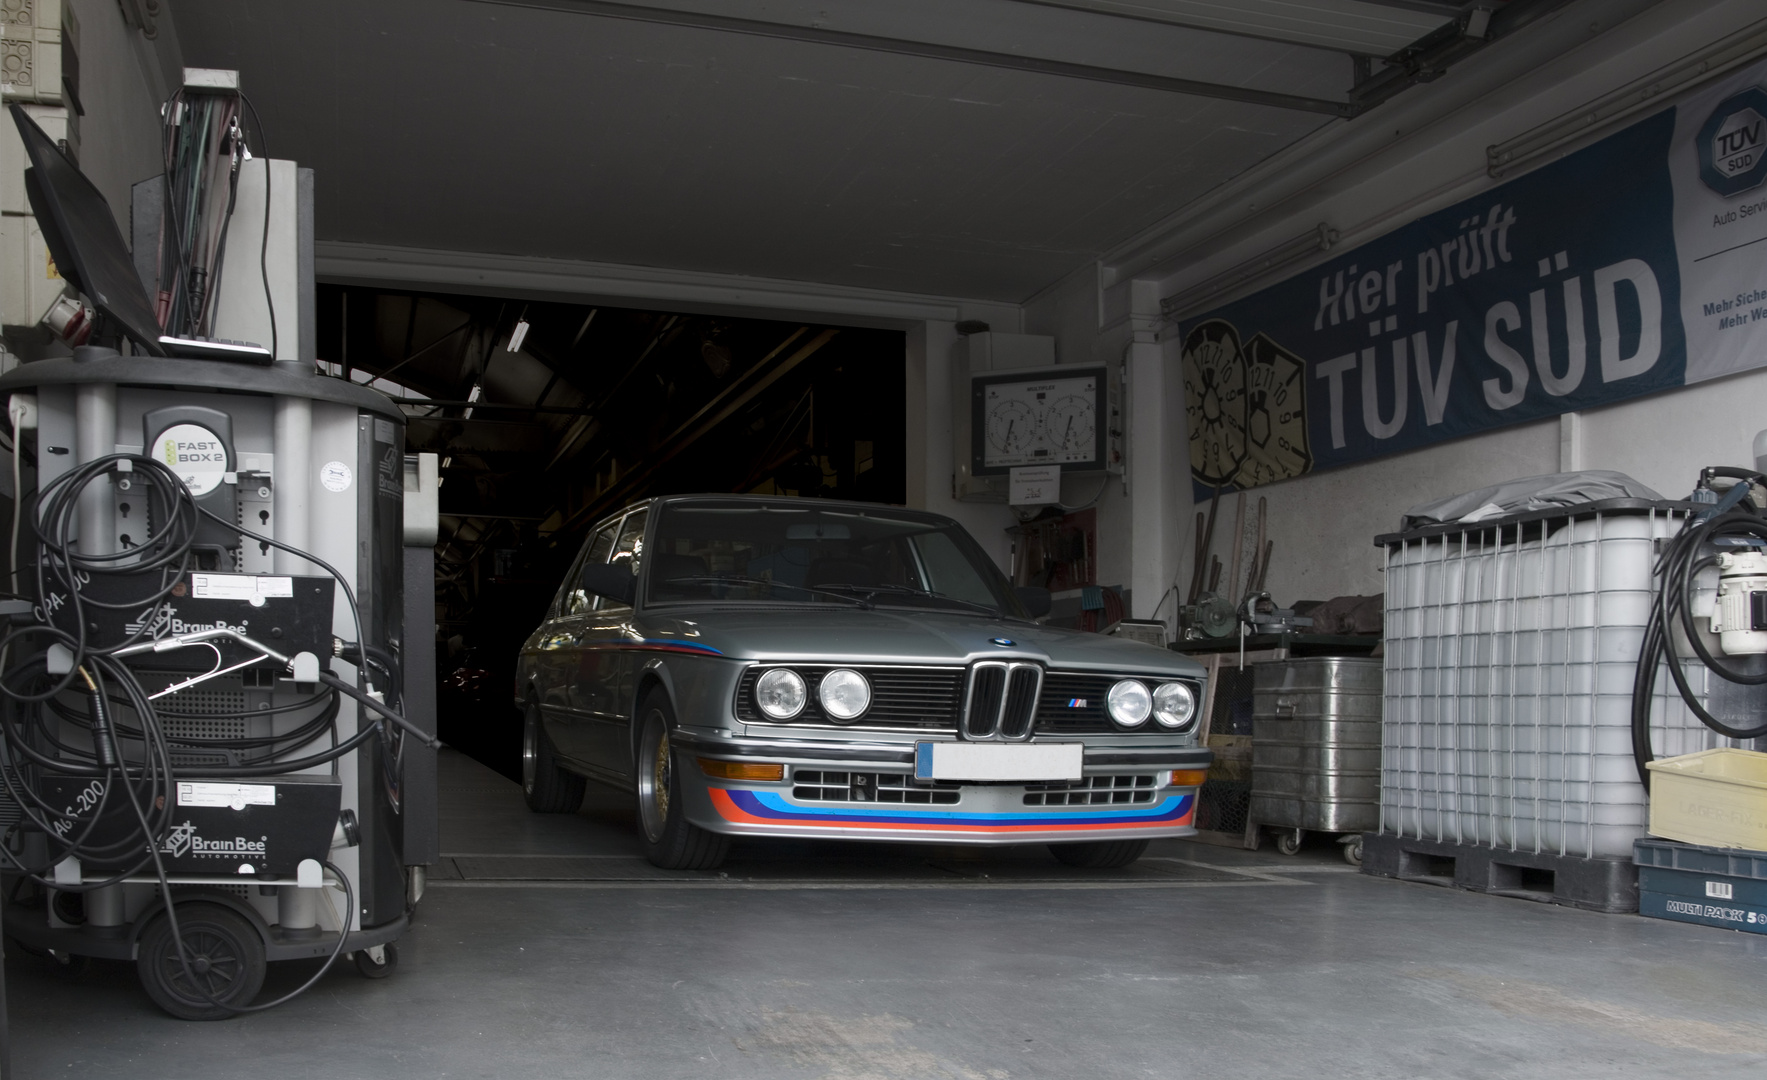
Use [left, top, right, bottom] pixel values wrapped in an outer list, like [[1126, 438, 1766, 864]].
[[1180, 58, 1767, 497]]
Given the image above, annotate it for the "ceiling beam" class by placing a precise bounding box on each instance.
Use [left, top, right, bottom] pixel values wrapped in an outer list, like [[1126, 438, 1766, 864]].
[[467, 0, 1356, 116], [1004, 0, 1455, 55]]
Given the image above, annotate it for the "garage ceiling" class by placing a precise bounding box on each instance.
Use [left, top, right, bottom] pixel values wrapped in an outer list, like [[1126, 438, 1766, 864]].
[[166, 0, 1518, 304]]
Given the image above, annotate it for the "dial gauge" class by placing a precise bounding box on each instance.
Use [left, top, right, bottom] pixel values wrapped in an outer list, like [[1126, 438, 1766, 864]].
[[1044, 395, 1095, 451], [986, 400, 1039, 455]]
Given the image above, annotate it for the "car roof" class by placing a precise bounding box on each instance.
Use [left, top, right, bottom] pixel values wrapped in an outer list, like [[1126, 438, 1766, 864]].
[[644, 493, 959, 526]]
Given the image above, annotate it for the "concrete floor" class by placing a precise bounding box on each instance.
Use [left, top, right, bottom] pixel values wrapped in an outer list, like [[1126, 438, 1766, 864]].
[[6, 749, 1765, 1079]]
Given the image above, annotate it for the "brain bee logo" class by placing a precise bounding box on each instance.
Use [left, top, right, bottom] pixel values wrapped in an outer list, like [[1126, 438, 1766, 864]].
[[1697, 86, 1767, 197]]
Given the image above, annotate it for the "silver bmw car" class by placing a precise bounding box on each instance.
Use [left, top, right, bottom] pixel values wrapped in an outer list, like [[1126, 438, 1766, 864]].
[[516, 495, 1212, 870]]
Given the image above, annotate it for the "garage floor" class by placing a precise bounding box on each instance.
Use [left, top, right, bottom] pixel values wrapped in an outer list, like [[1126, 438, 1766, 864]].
[[6, 750, 1765, 1079]]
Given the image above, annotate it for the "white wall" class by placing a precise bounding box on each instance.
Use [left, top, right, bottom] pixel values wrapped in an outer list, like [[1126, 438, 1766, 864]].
[[1027, 0, 1767, 615], [904, 319, 1016, 570], [65, 0, 177, 237]]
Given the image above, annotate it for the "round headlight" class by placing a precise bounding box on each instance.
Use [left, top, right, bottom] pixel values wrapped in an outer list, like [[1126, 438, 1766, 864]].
[[755, 668, 807, 720], [1106, 679, 1152, 727], [1153, 681, 1197, 729], [818, 669, 871, 721]]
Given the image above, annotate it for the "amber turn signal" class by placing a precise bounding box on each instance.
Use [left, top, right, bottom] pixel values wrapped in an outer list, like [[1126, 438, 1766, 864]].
[[1170, 769, 1209, 787], [697, 758, 786, 782]]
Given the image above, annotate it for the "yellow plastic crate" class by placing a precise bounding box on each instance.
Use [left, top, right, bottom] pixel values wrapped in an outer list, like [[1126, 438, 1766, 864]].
[[1646, 749, 1767, 850]]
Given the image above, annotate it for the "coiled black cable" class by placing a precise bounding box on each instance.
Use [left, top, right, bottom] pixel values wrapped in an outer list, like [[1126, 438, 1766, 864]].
[[1631, 470, 1767, 788]]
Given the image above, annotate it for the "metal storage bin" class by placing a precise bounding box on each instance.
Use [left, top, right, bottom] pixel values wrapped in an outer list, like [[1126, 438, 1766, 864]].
[[1251, 657, 1381, 855]]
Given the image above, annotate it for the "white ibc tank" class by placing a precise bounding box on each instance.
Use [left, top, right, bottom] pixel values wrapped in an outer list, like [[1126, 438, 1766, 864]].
[[1381, 502, 1749, 859]]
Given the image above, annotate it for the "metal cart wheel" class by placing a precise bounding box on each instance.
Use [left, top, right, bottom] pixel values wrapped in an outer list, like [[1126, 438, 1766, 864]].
[[1275, 828, 1304, 856], [136, 902, 267, 1020], [352, 941, 399, 979], [1342, 835, 1364, 867]]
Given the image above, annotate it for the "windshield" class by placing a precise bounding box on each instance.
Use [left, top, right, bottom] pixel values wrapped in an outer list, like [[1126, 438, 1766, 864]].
[[646, 501, 1026, 617]]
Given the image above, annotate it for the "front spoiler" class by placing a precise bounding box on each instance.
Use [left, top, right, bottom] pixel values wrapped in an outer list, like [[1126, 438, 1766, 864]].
[[702, 786, 1199, 844], [670, 728, 1209, 844]]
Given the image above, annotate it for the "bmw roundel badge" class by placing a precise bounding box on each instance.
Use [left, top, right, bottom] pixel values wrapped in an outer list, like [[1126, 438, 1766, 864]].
[[990, 637, 1015, 647]]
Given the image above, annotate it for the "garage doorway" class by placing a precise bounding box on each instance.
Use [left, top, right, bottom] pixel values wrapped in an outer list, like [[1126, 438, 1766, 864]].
[[316, 284, 906, 777]]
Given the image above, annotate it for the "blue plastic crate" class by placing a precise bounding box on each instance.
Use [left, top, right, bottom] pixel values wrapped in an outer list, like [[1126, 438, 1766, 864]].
[[1634, 838, 1767, 935]]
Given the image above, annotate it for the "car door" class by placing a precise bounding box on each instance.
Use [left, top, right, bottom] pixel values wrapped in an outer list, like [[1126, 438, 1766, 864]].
[[543, 519, 620, 764], [573, 506, 648, 776]]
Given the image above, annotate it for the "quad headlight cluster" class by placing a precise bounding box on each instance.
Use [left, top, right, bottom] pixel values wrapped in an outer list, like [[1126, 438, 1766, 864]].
[[754, 667, 871, 722], [1107, 678, 1197, 731]]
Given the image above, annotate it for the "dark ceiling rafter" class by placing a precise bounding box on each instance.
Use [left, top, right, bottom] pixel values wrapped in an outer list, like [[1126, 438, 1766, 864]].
[[467, 0, 1574, 122], [1003, 0, 1464, 56], [466, 0, 1357, 116]]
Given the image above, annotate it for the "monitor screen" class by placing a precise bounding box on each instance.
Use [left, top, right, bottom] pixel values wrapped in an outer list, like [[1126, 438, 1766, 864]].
[[9, 105, 165, 355]]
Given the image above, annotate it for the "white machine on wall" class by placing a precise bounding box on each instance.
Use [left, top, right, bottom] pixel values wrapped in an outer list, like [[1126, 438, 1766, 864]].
[[0, 78, 437, 1023], [952, 328, 1123, 504]]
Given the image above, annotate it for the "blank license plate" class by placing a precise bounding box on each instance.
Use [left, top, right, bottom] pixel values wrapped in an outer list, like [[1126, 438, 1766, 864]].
[[914, 741, 1083, 782]]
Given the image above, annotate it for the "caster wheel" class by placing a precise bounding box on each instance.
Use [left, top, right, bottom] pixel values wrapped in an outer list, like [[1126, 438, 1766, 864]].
[[137, 902, 266, 1020], [1275, 829, 1304, 856], [353, 942, 399, 979], [1342, 836, 1364, 867], [45, 949, 92, 978]]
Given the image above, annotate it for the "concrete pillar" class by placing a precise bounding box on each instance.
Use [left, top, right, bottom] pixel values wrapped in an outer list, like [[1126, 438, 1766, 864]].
[[906, 320, 1013, 572], [1125, 281, 1183, 626]]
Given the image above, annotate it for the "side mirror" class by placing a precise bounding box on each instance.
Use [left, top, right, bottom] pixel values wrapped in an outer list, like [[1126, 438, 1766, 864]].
[[1015, 586, 1052, 618], [579, 562, 636, 606]]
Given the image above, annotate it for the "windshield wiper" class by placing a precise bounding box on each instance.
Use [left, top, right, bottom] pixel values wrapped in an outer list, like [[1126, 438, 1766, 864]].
[[817, 582, 1003, 617], [653, 575, 871, 609]]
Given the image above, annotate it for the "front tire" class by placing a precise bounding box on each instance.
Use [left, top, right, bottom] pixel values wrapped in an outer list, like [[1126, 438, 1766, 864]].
[[635, 691, 729, 871], [1048, 839, 1149, 869], [523, 703, 585, 814]]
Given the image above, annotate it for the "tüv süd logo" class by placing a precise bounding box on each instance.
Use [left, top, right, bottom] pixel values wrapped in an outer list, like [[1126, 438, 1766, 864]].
[[1697, 86, 1767, 197]]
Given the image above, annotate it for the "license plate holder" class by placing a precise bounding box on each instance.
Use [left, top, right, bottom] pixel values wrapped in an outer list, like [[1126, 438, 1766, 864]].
[[914, 741, 1084, 782]]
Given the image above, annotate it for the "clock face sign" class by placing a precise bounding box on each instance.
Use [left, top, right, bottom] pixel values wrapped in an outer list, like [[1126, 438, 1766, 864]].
[[1182, 320, 1248, 487], [1183, 318, 1313, 491], [976, 373, 1101, 470], [1234, 332, 1312, 488]]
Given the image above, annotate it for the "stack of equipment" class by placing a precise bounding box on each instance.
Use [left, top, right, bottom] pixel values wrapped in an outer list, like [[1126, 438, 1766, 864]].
[[0, 101, 436, 1022]]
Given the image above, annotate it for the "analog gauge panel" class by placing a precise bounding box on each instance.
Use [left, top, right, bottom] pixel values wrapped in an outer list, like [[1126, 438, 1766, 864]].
[[986, 400, 1039, 455], [971, 367, 1106, 474]]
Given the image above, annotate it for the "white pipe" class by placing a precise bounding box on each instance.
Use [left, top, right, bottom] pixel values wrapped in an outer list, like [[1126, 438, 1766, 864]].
[[74, 382, 116, 557], [274, 396, 312, 574]]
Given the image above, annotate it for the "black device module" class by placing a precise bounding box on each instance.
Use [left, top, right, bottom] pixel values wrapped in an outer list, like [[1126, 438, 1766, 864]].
[[40, 773, 343, 877], [45, 573, 336, 672]]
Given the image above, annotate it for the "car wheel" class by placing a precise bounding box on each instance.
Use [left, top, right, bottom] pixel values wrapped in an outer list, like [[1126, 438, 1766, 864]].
[[1047, 839, 1150, 869], [635, 690, 729, 871], [523, 703, 585, 814], [136, 902, 267, 1020]]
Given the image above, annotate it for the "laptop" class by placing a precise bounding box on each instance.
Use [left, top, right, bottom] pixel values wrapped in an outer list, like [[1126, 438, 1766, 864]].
[[9, 104, 275, 366]]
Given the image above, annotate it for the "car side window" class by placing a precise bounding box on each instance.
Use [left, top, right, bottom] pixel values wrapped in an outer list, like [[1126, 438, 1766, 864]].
[[563, 521, 620, 616], [600, 508, 649, 610]]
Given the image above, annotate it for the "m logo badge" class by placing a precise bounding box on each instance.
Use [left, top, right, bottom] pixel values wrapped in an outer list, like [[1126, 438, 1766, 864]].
[[1697, 87, 1767, 197]]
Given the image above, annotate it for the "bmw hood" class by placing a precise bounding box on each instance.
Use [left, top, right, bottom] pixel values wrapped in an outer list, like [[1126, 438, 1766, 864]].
[[640, 605, 1203, 676]]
